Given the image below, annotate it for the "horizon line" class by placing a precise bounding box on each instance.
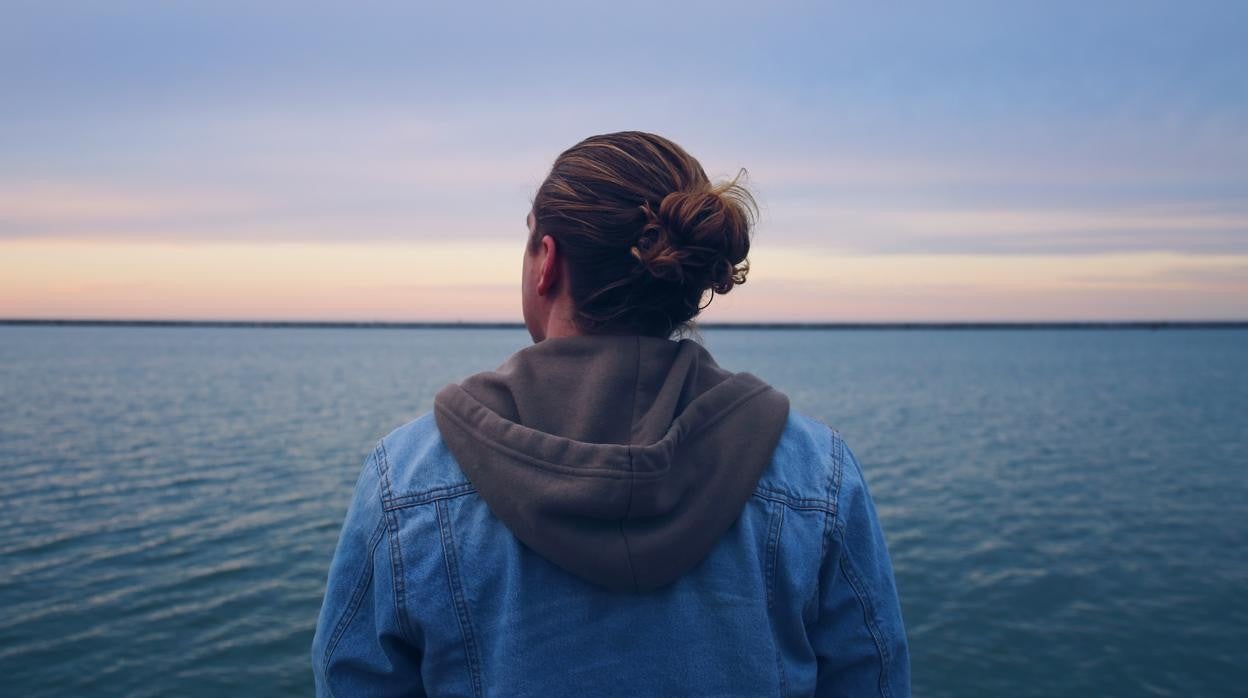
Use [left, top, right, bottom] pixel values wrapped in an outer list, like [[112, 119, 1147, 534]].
[[3, 319, 1247, 331]]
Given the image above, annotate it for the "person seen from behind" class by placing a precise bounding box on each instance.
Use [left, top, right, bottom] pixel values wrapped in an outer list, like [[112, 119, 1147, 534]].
[[312, 131, 911, 696]]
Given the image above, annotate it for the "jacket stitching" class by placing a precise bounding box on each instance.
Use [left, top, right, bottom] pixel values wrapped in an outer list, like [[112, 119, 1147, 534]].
[[832, 439, 893, 698], [764, 499, 788, 696], [437, 498, 485, 697], [836, 521, 894, 698], [757, 484, 837, 508], [804, 425, 842, 622], [751, 488, 835, 514], [377, 440, 418, 648], [373, 441, 394, 500], [384, 483, 477, 511], [320, 516, 388, 682], [765, 500, 784, 610]]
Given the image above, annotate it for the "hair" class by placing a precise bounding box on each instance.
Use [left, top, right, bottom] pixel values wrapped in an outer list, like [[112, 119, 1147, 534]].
[[530, 131, 757, 338]]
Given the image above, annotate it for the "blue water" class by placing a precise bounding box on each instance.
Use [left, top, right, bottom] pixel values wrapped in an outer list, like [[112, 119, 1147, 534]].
[[1, 326, 1245, 696]]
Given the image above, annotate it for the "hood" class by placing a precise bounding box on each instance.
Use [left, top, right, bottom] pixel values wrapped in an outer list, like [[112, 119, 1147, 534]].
[[432, 334, 790, 593]]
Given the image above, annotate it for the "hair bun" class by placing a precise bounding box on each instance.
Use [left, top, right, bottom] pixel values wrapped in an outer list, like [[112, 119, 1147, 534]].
[[631, 173, 756, 295], [534, 131, 757, 337]]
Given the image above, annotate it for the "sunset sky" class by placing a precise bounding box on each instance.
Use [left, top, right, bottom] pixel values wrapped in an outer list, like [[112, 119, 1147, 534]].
[[2, 1, 1245, 322]]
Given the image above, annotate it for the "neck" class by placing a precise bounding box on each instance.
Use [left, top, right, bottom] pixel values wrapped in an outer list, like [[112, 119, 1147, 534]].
[[538, 296, 583, 340]]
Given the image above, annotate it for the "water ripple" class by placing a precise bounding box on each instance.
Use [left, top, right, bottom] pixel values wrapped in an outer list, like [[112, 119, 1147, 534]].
[[1, 326, 1245, 697]]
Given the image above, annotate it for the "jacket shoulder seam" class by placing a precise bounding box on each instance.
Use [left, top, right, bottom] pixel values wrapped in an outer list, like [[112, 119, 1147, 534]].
[[376, 439, 420, 647], [377, 415, 475, 508], [804, 422, 843, 621]]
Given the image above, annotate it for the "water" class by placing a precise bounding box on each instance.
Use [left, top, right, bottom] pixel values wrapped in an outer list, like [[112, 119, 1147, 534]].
[[1, 326, 1245, 697]]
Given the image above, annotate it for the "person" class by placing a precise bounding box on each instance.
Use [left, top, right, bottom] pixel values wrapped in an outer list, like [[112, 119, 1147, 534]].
[[311, 131, 911, 696]]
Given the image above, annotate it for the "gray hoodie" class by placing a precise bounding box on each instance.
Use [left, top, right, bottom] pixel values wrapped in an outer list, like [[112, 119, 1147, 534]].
[[432, 334, 790, 592]]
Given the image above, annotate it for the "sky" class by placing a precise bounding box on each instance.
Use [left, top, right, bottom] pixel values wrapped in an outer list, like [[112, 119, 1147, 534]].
[[2, 1, 1246, 322]]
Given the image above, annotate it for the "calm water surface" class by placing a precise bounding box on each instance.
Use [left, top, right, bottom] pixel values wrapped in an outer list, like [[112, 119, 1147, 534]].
[[1, 326, 1245, 696]]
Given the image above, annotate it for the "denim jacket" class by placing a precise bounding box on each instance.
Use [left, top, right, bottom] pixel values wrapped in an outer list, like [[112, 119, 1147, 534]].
[[311, 408, 911, 696], [314, 335, 909, 696]]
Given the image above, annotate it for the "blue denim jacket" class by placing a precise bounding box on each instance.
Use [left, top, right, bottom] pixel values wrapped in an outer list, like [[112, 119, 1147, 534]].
[[311, 409, 910, 696]]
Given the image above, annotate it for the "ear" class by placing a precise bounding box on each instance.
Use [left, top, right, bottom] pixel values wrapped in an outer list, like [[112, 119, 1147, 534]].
[[537, 234, 561, 296]]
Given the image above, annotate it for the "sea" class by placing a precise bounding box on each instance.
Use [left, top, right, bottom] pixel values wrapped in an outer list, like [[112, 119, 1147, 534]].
[[1, 325, 1245, 697]]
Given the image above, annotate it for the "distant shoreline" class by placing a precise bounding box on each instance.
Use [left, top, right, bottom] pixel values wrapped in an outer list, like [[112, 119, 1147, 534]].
[[2, 319, 1246, 330]]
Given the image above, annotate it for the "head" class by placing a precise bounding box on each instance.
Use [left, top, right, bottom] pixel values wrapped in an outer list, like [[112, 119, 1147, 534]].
[[521, 131, 756, 342]]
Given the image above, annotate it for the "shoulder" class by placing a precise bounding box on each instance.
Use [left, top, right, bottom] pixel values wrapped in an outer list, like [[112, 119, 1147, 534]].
[[753, 408, 857, 516], [372, 412, 475, 507]]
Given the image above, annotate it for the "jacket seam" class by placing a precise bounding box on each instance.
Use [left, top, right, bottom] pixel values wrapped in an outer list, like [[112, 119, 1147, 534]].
[[751, 488, 836, 514], [437, 498, 485, 697], [764, 499, 788, 695], [384, 483, 477, 511], [836, 519, 894, 698], [765, 500, 784, 610], [320, 516, 388, 682], [805, 426, 843, 621], [435, 381, 774, 480], [376, 440, 419, 648]]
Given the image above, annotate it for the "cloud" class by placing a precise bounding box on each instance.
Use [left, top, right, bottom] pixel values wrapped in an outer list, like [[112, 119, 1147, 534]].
[[3, 238, 1244, 321], [1, 2, 1245, 320], [760, 202, 1248, 254], [6, 173, 1246, 259], [0, 183, 265, 229], [1067, 261, 1248, 290]]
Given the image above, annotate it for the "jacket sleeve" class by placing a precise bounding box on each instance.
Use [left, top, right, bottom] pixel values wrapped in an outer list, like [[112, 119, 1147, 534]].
[[809, 439, 912, 698], [311, 444, 425, 697]]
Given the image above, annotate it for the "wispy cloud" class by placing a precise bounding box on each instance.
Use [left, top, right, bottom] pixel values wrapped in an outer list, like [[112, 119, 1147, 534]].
[[1, 2, 1245, 319], [761, 202, 1248, 254], [2, 239, 1244, 322]]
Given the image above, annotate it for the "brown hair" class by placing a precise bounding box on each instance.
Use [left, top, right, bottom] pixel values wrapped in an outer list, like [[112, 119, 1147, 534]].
[[530, 131, 757, 338]]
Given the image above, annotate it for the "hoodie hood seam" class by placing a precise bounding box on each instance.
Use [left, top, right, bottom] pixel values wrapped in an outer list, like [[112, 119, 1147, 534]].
[[620, 338, 641, 591], [434, 378, 777, 481]]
